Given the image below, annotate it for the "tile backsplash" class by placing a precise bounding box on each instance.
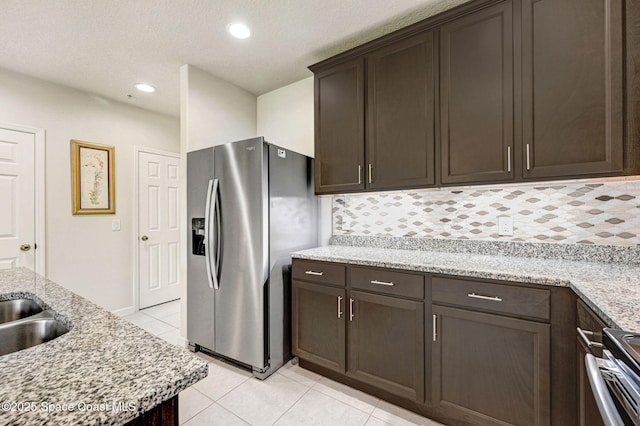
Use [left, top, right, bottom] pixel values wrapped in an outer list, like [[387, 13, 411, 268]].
[[332, 179, 640, 246]]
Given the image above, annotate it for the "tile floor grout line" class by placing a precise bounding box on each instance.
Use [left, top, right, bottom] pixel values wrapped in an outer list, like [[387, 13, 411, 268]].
[[274, 369, 321, 388], [309, 384, 379, 418], [267, 384, 314, 426], [215, 401, 252, 426], [309, 379, 379, 416], [180, 386, 215, 425], [364, 413, 373, 425], [206, 372, 251, 403], [153, 316, 180, 329]]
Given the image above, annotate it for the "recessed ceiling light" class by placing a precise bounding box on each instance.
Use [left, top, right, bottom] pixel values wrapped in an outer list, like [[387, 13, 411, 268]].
[[228, 23, 251, 39], [135, 83, 156, 93]]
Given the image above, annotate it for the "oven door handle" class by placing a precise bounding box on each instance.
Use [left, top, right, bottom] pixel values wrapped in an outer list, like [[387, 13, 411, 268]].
[[585, 354, 626, 426]]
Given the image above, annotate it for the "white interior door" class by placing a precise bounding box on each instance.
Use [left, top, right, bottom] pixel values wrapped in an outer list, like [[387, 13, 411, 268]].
[[138, 150, 181, 308], [0, 128, 35, 270]]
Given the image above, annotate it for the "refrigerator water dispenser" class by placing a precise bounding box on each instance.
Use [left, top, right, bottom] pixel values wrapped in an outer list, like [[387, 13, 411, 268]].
[[192, 218, 205, 255]]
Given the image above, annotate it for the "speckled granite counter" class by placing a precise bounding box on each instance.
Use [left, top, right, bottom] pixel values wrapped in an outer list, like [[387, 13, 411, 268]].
[[0, 268, 208, 426], [293, 241, 640, 332]]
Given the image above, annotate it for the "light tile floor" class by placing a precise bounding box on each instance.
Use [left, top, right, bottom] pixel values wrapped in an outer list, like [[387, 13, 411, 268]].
[[122, 300, 442, 426]]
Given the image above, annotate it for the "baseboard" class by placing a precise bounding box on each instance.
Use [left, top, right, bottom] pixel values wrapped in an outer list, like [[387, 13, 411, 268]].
[[112, 306, 136, 317], [176, 335, 189, 348]]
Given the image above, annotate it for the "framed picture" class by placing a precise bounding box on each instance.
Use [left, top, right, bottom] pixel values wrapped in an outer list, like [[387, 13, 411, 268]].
[[71, 140, 115, 215]]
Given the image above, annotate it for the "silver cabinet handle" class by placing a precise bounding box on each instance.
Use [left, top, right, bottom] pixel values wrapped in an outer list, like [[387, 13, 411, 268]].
[[371, 280, 394, 287], [358, 165, 362, 185], [585, 354, 626, 426], [337, 296, 343, 319], [349, 298, 354, 322], [578, 327, 604, 349], [433, 314, 437, 342], [507, 146, 511, 172], [368, 164, 373, 184], [468, 293, 503, 302], [304, 270, 324, 276], [526, 144, 531, 170]]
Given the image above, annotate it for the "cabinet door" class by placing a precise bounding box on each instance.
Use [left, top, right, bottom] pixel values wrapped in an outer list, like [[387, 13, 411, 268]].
[[292, 280, 346, 373], [314, 58, 365, 194], [440, 1, 514, 184], [432, 305, 550, 426], [521, 0, 623, 179], [348, 291, 424, 402], [366, 32, 435, 190]]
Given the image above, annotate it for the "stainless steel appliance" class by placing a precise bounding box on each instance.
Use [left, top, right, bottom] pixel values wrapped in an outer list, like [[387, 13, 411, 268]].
[[187, 137, 317, 379], [586, 328, 640, 425]]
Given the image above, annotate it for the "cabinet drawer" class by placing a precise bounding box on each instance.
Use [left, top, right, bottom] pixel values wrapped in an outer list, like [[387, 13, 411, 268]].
[[432, 276, 550, 321], [350, 267, 424, 299], [292, 260, 346, 287]]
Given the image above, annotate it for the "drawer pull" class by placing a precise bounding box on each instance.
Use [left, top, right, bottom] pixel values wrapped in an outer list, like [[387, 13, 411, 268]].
[[468, 293, 503, 302], [304, 270, 324, 276], [370, 280, 395, 287], [577, 327, 604, 349]]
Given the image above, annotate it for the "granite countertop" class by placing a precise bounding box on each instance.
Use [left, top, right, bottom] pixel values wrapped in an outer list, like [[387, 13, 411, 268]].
[[0, 268, 208, 426], [292, 242, 640, 332]]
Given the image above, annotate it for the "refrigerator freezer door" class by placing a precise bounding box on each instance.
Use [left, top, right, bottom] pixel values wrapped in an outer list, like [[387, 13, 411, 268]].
[[187, 147, 215, 352], [213, 137, 268, 368]]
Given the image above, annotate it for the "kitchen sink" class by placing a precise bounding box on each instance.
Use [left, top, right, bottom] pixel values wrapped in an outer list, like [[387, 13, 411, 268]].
[[0, 312, 69, 356], [0, 298, 43, 324]]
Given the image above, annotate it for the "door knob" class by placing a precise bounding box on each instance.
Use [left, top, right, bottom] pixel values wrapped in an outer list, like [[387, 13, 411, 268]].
[[20, 244, 31, 252], [141, 235, 149, 241]]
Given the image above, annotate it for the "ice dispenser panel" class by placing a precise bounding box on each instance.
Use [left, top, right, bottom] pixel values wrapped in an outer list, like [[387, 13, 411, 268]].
[[192, 218, 205, 255]]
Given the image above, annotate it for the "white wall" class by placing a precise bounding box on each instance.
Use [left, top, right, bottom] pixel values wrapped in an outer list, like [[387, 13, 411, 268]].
[[181, 65, 257, 152], [257, 77, 314, 157], [0, 67, 179, 312]]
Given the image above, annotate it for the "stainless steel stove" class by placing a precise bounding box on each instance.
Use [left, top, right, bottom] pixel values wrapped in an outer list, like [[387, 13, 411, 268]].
[[586, 328, 640, 426]]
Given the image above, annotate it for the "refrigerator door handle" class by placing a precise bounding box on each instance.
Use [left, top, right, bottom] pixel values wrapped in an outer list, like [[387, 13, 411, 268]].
[[204, 179, 215, 289], [204, 179, 220, 289], [212, 178, 221, 290]]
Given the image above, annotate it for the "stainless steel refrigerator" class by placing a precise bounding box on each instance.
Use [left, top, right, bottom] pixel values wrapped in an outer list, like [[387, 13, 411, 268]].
[[187, 137, 317, 379]]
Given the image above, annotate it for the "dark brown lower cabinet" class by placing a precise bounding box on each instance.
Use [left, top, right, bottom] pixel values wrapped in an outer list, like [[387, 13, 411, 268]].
[[348, 290, 424, 402], [292, 260, 579, 425], [431, 305, 551, 426], [292, 280, 346, 373], [125, 395, 178, 426]]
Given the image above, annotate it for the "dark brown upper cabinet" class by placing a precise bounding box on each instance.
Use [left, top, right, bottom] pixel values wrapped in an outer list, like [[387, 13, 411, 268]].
[[521, 0, 624, 179], [314, 58, 365, 194], [310, 0, 638, 194], [440, 1, 515, 185], [366, 32, 435, 190]]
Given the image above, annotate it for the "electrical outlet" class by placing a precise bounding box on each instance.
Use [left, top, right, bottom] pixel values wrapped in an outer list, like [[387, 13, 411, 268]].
[[498, 216, 513, 236]]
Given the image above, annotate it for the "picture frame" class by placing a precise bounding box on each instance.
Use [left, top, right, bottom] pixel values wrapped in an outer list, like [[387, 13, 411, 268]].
[[71, 140, 115, 215]]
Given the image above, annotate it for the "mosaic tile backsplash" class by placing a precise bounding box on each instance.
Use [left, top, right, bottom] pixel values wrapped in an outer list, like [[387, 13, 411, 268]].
[[332, 180, 640, 246]]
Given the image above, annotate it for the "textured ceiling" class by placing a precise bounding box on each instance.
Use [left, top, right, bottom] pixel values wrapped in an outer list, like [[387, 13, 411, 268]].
[[0, 0, 471, 117]]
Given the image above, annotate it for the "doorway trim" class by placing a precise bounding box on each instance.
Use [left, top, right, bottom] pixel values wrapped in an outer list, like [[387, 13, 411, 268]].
[[133, 146, 181, 312], [0, 121, 46, 275]]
